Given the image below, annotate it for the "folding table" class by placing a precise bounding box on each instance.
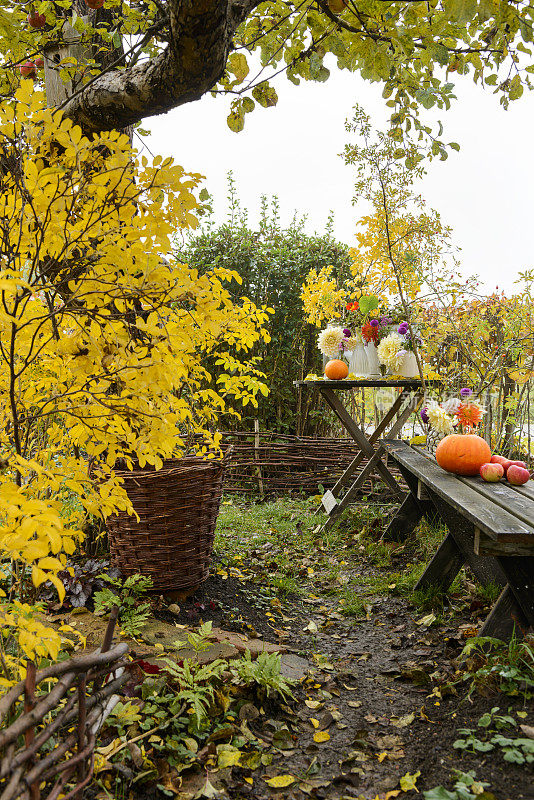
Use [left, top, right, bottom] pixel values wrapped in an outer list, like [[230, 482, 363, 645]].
[[295, 379, 425, 531]]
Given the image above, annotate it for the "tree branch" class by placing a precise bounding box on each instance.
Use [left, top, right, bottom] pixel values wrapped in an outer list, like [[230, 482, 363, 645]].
[[61, 0, 260, 133]]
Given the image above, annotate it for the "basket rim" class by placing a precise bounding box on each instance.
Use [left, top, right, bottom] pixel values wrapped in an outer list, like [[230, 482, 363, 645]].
[[106, 447, 233, 480]]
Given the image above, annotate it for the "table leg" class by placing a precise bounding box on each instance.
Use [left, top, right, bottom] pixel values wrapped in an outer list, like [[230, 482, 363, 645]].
[[329, 391, 407, 495], [497, 556, 534, 629], [423, 495, 507, 587], [383, 493, 425, 542], [320, 387, 415, 496], [415, 533, 465, 593]]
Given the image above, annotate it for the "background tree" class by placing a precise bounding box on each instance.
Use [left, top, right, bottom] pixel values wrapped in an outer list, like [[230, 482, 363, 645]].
[[177, 176, 351, 434], [1, 1, 533, 148]]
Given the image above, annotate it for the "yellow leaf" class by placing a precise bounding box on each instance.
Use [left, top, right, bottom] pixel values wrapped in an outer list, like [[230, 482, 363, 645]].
[[313, 731, 330, 743], [399, 770, 421, 792], [217, 746, 241, 768], [264, 775, 296, 788]]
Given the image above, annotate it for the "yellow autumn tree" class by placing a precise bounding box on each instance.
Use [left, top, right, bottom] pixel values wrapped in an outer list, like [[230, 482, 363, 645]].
[[0, 83, 270, 684], [302, 108, 455, 331]]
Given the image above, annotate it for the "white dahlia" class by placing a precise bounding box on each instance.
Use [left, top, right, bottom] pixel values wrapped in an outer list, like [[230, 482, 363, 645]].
[[318, 326, 344, 358], [344, 334, 362, 350], [426, 400, 454, 435], [442, 398, 461, 414], [377, 333, 403, 371]]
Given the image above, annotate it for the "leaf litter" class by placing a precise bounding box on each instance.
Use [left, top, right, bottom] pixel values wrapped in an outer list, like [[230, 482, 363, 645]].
[[91, 498, 534, 800]]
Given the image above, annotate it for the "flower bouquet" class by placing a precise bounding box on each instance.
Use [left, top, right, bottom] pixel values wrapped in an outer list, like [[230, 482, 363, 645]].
[[316, 296, 426, 380], [377, 321, 423, 378], [421, 389, 485, 453]]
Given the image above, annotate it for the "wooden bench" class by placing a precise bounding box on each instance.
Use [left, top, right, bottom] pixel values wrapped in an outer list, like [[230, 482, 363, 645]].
[[382, 439, 534, 640]]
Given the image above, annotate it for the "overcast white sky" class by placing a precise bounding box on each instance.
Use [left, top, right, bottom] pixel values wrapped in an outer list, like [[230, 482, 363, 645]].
[[147, 68, 534, 293]]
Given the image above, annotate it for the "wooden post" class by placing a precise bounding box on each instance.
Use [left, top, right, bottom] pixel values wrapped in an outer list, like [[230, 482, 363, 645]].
[[254, 419, 264, 495], [43, 21, 92, 108]]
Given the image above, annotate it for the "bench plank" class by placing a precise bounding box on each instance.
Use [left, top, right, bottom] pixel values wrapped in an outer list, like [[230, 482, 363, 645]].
[[413, 448, 534, 541], [382, 440, 533, 541], [514, 482, 534, 503]]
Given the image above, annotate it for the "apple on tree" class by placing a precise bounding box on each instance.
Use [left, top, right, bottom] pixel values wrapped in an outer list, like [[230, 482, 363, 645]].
[[27, 11, 46, 29], [19, 61, 37, 78], [35, 57, 44, 69], [85, 0, 104, 8]]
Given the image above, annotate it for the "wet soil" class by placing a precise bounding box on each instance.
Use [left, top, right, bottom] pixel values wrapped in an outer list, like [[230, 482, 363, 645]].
[[153, 572, 533, 800]]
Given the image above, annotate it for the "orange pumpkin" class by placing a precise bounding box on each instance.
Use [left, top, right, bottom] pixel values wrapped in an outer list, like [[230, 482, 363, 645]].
[[435, 434, 491, 476], [324, 359, 348, 380]]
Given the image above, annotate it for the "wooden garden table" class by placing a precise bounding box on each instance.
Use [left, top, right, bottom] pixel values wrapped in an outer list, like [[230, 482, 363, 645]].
[[294, 379, 426, 531]]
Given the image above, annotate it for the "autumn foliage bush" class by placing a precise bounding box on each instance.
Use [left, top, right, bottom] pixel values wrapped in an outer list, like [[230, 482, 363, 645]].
[[0, 83, 270, 685]]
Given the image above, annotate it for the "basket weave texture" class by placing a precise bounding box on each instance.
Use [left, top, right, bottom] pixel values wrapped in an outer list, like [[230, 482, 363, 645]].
[[106, 454, 229, 593]]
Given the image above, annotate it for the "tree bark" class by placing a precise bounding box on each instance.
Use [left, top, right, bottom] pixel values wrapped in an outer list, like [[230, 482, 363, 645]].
[[60, 0, 260, 134]]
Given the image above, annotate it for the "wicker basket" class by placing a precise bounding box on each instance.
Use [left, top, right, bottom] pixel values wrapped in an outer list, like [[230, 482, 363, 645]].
[[106, 451, 230, 593]]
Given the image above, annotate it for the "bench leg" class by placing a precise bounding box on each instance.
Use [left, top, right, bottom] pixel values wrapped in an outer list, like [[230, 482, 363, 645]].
[[428, 499, 508, 588], [497, 557, 534, 630], [383, 493, 424, 542], [415, 533, 465, 593], [479, 585, 530, 640]]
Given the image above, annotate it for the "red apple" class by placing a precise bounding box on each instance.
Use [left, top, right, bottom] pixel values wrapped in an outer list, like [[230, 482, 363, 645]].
[[19, 61, 37, 78], [490, 454, 511, 470], [508, 460, 527, 470], [35, 56, 44, 69], [506, 465, 530, 486], [28, 11, 46, 29], [327, 0, 346, 12], [85, 0, 104, 8], [480, 462, 504, 482]]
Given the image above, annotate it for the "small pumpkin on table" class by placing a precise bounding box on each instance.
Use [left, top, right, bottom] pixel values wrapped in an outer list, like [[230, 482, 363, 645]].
[[324, 359, 349, 380]]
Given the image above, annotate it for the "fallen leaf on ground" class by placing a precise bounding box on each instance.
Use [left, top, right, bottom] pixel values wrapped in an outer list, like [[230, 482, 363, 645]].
[[390, 712, 415, 728], [400, 770, 421, 792], [313, 730, 330, 743], [264, 775, 296, 788], [416, 613, 437, 627], [348, 700, 362, 708]]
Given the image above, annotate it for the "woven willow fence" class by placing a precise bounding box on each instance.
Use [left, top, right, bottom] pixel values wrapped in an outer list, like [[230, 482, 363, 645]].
[[221, 429, 401, 498], [0, 609, 129, 800]]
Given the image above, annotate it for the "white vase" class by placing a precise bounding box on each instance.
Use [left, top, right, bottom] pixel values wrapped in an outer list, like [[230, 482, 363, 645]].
[[364, 342, 381, 377], [399, 351, 420, 378], [348, 344, 368, 377]]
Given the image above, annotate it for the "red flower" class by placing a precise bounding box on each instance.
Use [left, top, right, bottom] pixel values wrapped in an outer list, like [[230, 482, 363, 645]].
[[362, 322, 379, 344], [346, 301, 359, 311]]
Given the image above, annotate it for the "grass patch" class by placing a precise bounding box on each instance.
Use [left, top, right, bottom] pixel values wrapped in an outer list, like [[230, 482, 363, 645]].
[[214, 495, 463, 622]]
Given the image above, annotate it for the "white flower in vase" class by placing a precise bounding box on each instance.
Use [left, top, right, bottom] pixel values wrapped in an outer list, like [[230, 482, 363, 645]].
[[318, 326, 344, 358]]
